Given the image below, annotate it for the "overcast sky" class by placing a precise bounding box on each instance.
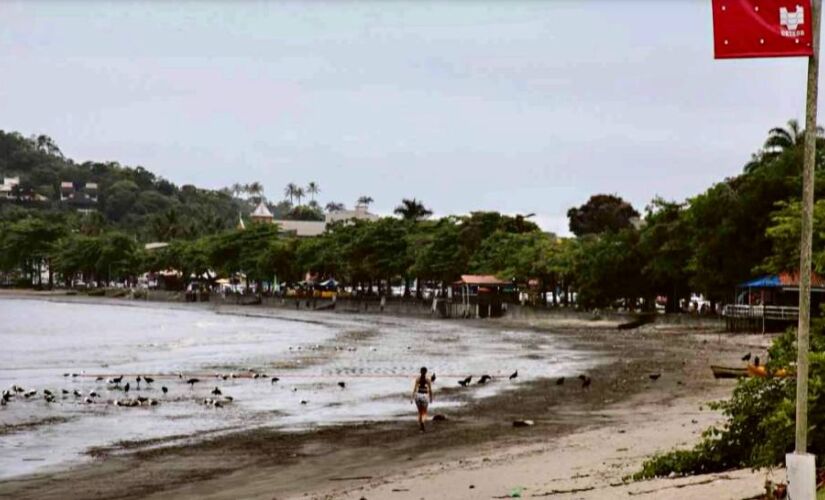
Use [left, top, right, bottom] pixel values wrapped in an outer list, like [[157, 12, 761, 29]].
[[0, 1, 818, 235]]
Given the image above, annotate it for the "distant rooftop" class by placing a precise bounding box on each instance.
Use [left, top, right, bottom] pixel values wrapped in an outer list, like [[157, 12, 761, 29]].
[[251, 201, 273, 219], [273, 219, 325, 237], [325, 203, 378, 223]]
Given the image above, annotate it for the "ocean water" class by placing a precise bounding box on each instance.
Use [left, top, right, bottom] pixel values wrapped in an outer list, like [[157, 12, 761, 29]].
[[0, 297, 603, 479]]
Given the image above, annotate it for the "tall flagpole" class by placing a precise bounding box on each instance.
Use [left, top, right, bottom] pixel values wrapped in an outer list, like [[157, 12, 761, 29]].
[[796, 0, 821, 457]]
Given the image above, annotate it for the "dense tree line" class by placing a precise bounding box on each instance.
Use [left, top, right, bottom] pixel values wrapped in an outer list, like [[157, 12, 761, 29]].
[[2, 120, 824, 311]]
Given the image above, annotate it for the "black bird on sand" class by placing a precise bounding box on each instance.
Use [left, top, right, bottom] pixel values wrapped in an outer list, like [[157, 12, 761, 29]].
[[300, 400, 308, 405], [136, 376, 142, 388], [161, 386, 168, 394], [649, 373, 661, 381], [271, 377, 280, 384], [211, 387, 222, 396], [431, 372, 436, 382], [112, 375, 124, 385], [580, 375, 592, 389], [458, 376, 472, 387], [509, 370, 518, 380], [95, 376, 104, 382], [478, 375, 492, 385], [338, 381, 346, 389], [187, 378, 200, 387], [124, 382, 130, 393], [63, 373, 70, 377], [556, 377, 565, 386], [754, 356, 760, 367], [61, 389, 70, 395], [73, 390, 82, 397], [742, 352, 752, 362], [143, 376, 154, 385]]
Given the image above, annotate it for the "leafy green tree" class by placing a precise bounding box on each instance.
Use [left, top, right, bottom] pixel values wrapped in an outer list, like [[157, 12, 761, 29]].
[[763, 199, 825, 274], [639, 198, 693, 313], [102, 180, 139, 221], [567, 194, 639, 236], [411, 217, 467, 287], [0, 216, 66, 287], [572, 229, 645, 309]]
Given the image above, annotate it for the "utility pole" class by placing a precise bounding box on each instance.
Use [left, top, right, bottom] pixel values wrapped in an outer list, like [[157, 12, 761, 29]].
[[797, 0, 822, 457], [789, 1, 821, 498]]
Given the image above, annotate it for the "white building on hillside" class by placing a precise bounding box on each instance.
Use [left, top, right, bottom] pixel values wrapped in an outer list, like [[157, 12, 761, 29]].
[[0, 177, 20, 200], [325, 202, 378, 224]]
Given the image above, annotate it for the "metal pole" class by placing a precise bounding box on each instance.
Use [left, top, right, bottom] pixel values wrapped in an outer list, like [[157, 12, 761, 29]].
[[796, 0, 822, 456]]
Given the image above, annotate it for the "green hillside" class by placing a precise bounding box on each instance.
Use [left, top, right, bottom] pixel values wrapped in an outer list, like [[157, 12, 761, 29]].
[[0, 131, 245, 241]]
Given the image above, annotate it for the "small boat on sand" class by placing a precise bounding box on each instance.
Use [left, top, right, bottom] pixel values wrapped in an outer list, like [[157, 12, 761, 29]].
[[711, 364, 791, 379], [710, 365, 748, 379]]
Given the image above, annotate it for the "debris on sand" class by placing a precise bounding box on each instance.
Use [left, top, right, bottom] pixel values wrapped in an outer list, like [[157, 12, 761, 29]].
[[512, 420, 534, 427]]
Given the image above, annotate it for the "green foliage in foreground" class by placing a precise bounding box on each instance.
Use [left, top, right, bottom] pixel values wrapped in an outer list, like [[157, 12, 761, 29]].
[[635, 323, 825, 480]]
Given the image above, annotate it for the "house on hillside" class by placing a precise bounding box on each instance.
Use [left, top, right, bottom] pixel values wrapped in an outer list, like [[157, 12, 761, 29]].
[[0, 177, 48, 202], [0, 177, 19, 200], [60, 181, 98, 205]]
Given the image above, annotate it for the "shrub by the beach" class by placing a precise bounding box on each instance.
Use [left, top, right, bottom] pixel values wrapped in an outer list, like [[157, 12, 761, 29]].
[[634, 321, 825, 480]]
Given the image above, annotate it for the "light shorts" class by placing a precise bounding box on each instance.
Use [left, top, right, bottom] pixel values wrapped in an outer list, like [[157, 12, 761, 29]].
[[415, 392, 429, 410]]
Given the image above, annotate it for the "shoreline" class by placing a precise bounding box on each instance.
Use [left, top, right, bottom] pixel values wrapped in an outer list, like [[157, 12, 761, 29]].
[[0, 294, 771, 499]]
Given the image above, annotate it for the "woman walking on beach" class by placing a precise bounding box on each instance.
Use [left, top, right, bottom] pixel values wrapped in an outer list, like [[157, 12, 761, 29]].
[[411, 367, 433, 432]]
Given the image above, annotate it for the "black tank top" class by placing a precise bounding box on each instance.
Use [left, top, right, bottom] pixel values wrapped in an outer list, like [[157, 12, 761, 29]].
[[417, 376, 428, 393]]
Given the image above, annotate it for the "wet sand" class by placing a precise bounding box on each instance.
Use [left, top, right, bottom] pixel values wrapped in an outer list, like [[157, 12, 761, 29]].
[[0, 300, 773, 500]]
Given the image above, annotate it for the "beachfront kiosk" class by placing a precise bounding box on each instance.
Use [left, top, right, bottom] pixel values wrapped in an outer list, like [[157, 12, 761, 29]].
[[445, 274, 513, 319], [723, 272, 825, 332]]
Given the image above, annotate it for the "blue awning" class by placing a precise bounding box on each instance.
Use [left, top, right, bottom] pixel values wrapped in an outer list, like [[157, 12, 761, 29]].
[[739, 275, 782, 288]]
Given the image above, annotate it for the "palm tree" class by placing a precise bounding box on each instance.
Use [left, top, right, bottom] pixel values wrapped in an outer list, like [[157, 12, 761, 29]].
[[230, 183, 244, 198], [764, 119, 804, 155], [357, 195, 374, 208], [294, 186, 305, 206], [394, 198, 433, 221], [284, 183, 298, 205], [743, 152, 764, 174], [325, 201, 345, 212], [247, 181, 264, 199], [306, 182, 320, 201]]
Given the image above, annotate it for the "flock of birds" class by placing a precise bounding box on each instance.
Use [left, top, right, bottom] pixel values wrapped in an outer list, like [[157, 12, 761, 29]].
[[453, 369, 603, 390], [2, 364, 628, 413], [1, 369, 281, 410]]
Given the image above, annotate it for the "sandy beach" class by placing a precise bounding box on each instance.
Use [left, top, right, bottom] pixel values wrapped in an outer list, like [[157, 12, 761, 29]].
[[0, 294, 777, 499]]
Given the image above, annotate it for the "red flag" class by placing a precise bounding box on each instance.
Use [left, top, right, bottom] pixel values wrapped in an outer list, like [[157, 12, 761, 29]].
[[712, 0, 813, 58]]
